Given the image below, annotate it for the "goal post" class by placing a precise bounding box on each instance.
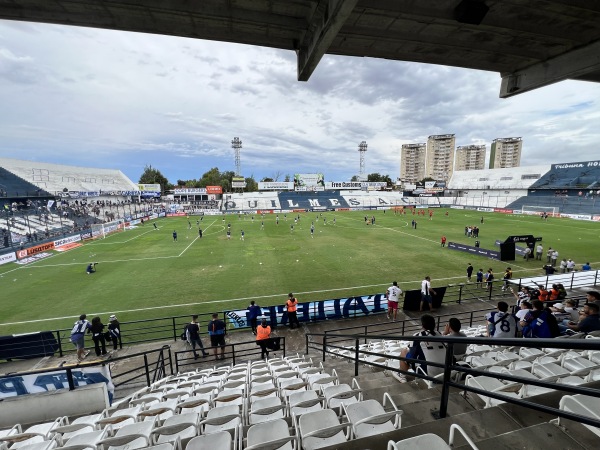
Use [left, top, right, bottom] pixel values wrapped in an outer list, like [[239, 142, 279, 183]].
[[91, 219, 125, 239], [520, 205, 559, 216]]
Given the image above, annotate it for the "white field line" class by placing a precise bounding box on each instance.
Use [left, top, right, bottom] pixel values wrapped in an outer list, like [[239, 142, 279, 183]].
[[0, 268, 563, 327]]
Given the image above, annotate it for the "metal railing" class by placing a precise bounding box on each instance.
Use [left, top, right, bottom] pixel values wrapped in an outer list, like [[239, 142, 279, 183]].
[[0, 345, 173, 401], [173, 336, 286, 373], [305, 331, 600, 428]]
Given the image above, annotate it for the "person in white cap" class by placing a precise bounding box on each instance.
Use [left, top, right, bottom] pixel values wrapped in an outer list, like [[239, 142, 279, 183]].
[[107, 315, 121, 351]]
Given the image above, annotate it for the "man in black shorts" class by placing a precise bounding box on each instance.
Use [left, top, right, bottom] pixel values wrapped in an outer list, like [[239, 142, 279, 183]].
[[207, 313, 226, 360]]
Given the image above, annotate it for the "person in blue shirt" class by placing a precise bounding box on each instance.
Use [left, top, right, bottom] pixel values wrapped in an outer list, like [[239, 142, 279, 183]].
[[582, 262, 592, 271], [207, 313, 226, 360], [247, 300, 262, 334]]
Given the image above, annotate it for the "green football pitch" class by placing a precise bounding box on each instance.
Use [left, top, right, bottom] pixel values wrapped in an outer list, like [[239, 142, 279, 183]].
[[1, 209, 598, 334]]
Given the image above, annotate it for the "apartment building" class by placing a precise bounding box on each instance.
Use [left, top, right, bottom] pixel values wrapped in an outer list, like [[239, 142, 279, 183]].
[[425, 134, 455, 182], [489, 137, 522, 168], [400, 143, 426, 184], [455, 144, 486, 171]]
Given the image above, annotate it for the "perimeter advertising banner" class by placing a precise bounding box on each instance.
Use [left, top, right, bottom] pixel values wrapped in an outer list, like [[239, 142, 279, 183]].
[[447, 241, 500, 259], [258, 182, 294, 191], [0, 252, 16, 266], [206, 186, 223, 194], [224, 294, 388, 329], [0, 366, 114, 400], [138, 183, 161, 191], [16, 242, 55, 259], [54, 235, 82, 248]]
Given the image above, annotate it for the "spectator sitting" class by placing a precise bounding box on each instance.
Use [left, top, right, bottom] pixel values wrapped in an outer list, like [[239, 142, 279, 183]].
[[442, 318, 468, 361], [549, 284, 560, 302], [486, 301, 519, 338], [561, 303, 600, 334], [515, 301, 532, 322], [586, 291, 600, 306], [551, 299, 579, 324], [557, 283, 567, 300], [398, 314, 446, 383], [520, 300, 560, 338]]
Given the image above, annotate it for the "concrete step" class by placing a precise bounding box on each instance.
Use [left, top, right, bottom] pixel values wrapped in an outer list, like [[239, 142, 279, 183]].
[[455, 422, 592, 450]]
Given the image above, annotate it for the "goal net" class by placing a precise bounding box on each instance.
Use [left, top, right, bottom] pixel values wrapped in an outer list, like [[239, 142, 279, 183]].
[[91, 219, 126, 239], [521, 205, 559, 216]]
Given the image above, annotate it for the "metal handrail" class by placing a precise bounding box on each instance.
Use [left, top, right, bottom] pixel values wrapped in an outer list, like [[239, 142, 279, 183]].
[[305, 331, 600, 427]]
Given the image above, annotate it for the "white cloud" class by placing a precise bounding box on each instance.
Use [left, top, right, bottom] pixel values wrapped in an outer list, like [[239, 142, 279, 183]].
[[0, 20, 599, 184]]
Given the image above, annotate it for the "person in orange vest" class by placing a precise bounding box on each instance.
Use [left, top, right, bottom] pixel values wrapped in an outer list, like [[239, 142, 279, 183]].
[[537, 284, 550, 302], [286, 293, 300, 329], [256, 318, 271, 359]]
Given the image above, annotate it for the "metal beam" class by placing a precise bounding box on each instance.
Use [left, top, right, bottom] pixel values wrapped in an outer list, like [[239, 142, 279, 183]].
[[499, 39, 600, 97], [296, 0, 359, 81]]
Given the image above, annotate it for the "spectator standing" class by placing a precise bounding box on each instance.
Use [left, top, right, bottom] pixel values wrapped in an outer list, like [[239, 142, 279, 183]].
[[285, 293, 300, 329], [559, 258, 568, 273], [247, 301, 262, 335], [420, 276, 437, 313], [476, 268, 484, 289], [107, 315, 121, 351], [486, 269, 495, 292], [187, 315, 208, 359], [566, 259, 575, 272], [386, 281, 403, 321], [70, 314, 91, 362], [546, 247, 553, 264], [466, 263, 474, 282], [207, 313, 226, 360], [501, 267, 513, 291], [512, 286, 531, 307], [89, 316, 107, 357], [256, 318, 272, 359], [582, 262, 592, 271], [535, 244, 543, 261], [551, 250, 559, 267]]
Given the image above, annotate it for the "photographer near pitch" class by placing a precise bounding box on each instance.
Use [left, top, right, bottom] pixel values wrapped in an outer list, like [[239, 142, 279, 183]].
[[86, 262, 98, 274]]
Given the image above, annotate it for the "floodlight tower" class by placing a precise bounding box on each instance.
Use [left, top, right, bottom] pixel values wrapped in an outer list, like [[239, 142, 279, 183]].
[[358, 141, 368, 180], [232, 137, 242, 176]]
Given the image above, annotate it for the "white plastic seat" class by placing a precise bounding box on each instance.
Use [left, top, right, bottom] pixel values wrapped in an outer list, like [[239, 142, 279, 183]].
[[322, 381, 363, 414], [279, 379, 308, 398], [464, 375, 522, 408], [186, 431, 235, 450], [558, 394, 600, 438], [518, 348, 545, 361], [176, 396, 211, 416], [296, 409, 350, 450], [97, 406, 143, 430], [248, 396, 286, 424], [138, 398, 179, 423], [561, 357, 600, 376], [97, 417, 156, 450], [200, 405, 242, 436], [3, 417, 67, 448], [288, 390, 323, 417], [4, 436, 60, 450], [342, 394, 402, 438], [0, 424, 21, 440], [246, 418, 296, 450], [58, 428, 109, 449], [151, 413, 200, 446], [387, 424, 479, 450], [531, 362, 570, 379]]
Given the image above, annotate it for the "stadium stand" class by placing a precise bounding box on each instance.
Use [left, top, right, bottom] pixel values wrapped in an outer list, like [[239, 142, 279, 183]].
[[0, 166, 52, 199], [277, 191, 348, 210], [223, 192, 281, 212], [0, 157, 138, 195]]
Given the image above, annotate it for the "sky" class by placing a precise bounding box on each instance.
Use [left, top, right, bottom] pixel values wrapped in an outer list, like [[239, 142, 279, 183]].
[[1, 20, 600, 186]]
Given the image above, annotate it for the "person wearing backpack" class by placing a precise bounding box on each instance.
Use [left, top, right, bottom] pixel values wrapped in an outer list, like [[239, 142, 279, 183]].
[[485, 301, 518, 338], [520, 300, 560, 338]]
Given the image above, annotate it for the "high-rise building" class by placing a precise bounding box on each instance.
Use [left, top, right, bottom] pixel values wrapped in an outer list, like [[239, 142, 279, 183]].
[[425, 134, 455, 182], [400, 143, 426, 184], [455, 144, 486, 171], [489, 137, 522, 169]]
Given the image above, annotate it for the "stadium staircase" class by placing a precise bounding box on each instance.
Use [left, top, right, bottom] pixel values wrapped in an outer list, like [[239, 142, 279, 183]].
[[300, 345, 600, 449]]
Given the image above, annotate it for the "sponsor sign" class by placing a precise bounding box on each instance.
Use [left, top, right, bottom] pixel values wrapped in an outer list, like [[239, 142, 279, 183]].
[[54, 242, 82, 252], [15, 252, 52, 265], [54, 235, 81, 248], [206, 185, 223, 194], [493, 208, 513, 214], [450, 205, 465, 210], [0, 366, 113, 399], [593, 215, 600, 221], [560, 213, 592, 221], [447, 242, 500, 259], [495, 240, 527, 256], [0, 252, 16, 266], [174, 188, 207, 194], [552, 160, 600, 170], [232, 177, 246, 188], [224, 294, 389, 329], [325, 181, 387, 190], [80, 231, 93, 240], [138, 183, 161, 192], [17, 242, 55, 259], [477, 207, 494, 212], [294, 173, 325, 189], [258, 181, 294, 191], [295, 186, 325, 192]]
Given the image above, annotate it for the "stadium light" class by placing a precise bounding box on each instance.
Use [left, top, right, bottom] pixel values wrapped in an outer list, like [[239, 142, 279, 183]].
[[232, 137, 242, 176], [358, 141, 368, 181]]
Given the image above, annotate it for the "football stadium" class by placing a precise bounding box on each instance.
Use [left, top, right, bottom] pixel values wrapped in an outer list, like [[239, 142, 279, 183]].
[[2, 2, 600, 449]]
